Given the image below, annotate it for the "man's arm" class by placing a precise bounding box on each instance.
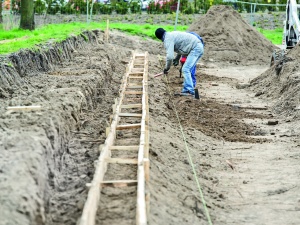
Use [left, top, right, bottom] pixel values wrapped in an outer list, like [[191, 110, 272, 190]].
[[173, 54, 181, 66], [164, 41, 174, 71]]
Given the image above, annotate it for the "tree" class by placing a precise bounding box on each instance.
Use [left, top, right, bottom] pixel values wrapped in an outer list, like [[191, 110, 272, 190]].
[[20, 0, 35, 30], [0, 0, 3, 23]]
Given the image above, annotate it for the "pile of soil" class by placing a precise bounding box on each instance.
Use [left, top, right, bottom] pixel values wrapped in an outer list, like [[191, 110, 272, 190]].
[[250, 44, 300, 117], [189, 5, 276, 65]]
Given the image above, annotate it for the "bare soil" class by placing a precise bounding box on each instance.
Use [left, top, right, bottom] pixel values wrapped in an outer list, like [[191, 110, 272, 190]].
[[1, 5, 300, 225]]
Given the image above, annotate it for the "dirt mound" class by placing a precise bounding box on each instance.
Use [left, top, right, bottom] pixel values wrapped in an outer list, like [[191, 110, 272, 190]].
[[189, 5, 276, 65], [250, 44, 300, 117]]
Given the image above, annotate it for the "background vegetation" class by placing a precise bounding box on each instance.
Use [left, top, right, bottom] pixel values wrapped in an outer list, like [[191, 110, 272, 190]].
[[0, 22, 187, 54], [0, 21, 282, 55], [3, 0, 288, 16]]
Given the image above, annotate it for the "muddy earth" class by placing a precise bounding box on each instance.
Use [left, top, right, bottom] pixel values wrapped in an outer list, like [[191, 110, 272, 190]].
[[1, 5, 300, 225]]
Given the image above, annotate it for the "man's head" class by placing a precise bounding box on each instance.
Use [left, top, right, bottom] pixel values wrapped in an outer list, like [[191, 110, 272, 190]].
[[155, 28, 166, 40]]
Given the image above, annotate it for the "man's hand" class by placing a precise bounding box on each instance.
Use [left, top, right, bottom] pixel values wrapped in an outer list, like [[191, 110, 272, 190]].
[[173, 59, 179, 66], [163, 69, 169, 75]]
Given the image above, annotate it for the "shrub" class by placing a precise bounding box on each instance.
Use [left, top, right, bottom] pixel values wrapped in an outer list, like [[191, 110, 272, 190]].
[[99, 3, 113, 14], [113, 2, 129, 14], [182, 3, 194, 14], [130, 2, 141, 14], [34, 0, 47, 14]]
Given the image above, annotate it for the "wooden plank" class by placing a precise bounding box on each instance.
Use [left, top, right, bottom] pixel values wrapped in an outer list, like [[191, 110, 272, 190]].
[[119, 113, 142, 117], [110, 145, 139, 151], [129, 76, 143, 79], [106, 19, 109, 42], [126, 86, 143, 89], [101, 180, 137, 187], [86, 180, 138, 188], [144, 158, 150, 182], [121, 104, 142, 109], [116, 123, 141, 130], [124, 98, 142, 102], [129, 72, 143, 75], [124, 91, 143, 95], [7, 105, 41, 111], [136, 51, 148, 225], [105, 158, 138, 164], [128, 83, 142, 86]]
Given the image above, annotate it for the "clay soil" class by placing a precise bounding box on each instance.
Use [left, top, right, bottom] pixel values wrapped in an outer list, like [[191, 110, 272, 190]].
[[1, 5, 300, 225]]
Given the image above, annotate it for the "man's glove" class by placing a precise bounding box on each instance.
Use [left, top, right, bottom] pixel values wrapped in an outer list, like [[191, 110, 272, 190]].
[[163, 69, 169, 75], [173, 59, 179, 66]]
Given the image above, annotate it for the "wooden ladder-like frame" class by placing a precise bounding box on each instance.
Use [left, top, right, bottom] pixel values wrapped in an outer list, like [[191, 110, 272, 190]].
[[80, 51, 150, 225]]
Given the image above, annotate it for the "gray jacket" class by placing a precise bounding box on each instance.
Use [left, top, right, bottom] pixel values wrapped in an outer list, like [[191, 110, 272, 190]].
[[163, 31, 201, 70]]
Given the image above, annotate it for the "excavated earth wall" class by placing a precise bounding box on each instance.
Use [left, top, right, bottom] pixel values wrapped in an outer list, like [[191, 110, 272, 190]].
[[0, 30, 132, 225]]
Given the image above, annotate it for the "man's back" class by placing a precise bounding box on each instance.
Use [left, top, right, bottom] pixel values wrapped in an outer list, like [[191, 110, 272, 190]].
[[164, 31, 201, 59]]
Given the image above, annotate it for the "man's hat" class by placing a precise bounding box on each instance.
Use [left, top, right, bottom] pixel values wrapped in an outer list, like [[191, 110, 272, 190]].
[[155, 28, 166, 40]]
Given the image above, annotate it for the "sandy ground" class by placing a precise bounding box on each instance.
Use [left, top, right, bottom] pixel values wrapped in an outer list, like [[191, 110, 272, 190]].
[[148, 55, 300, 224], [198, 64, 300, 224]]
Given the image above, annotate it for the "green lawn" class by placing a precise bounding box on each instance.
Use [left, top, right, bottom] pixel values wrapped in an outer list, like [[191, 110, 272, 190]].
[[0, 22, 282, 55], [257, 28, 283, 45]]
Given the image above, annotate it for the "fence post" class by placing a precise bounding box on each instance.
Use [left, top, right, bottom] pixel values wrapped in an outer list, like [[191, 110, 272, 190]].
[[174, 0, 181, 31]]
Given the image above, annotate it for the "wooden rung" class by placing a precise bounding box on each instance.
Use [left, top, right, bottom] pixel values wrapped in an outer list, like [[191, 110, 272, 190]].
[[129, 72, 143, 75], [105, 158, 138, 164], [124, 91, 143, 95], [116, 123, 141, 130], [7, 105, 42, 111], [101, 180, 138, 187], [129, 76, 143, 79], [121, 104, 142, 109], [110, 145, 139, 151], [124, 98, 142, 103], [119, 113, 142, 117], [86, 180, 138, 188], [126, 86, 143, 89], [128, 83, 142, 86]]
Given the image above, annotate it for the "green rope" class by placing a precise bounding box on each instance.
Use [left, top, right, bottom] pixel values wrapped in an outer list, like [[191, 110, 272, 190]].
[[159, 58, 213, 225]]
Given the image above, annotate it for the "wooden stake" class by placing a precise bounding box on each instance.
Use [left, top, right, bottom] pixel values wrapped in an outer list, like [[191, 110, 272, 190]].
[[7, 105, 42, 111], [106, 19, 109, 42]]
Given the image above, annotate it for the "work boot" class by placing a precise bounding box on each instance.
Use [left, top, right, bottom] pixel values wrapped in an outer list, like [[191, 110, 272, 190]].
[[174, 91, 195, 97]]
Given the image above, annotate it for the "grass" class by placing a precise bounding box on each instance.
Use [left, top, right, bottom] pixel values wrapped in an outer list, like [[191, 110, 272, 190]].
[[0, 21, 283, 55], [0, 22, 187, 55], [257, 27, 283, 45]]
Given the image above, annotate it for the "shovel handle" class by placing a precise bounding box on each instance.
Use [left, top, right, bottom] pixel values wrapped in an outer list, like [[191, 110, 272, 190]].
[[154, 72, 164, 78]]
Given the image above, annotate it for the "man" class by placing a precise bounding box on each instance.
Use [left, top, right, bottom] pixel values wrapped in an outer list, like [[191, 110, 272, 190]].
[[155, 28, 204, 96]]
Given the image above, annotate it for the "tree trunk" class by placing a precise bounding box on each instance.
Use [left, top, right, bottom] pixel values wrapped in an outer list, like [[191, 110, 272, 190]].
[[20, 0, 35, 30], [0, 1, 3, 24]]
